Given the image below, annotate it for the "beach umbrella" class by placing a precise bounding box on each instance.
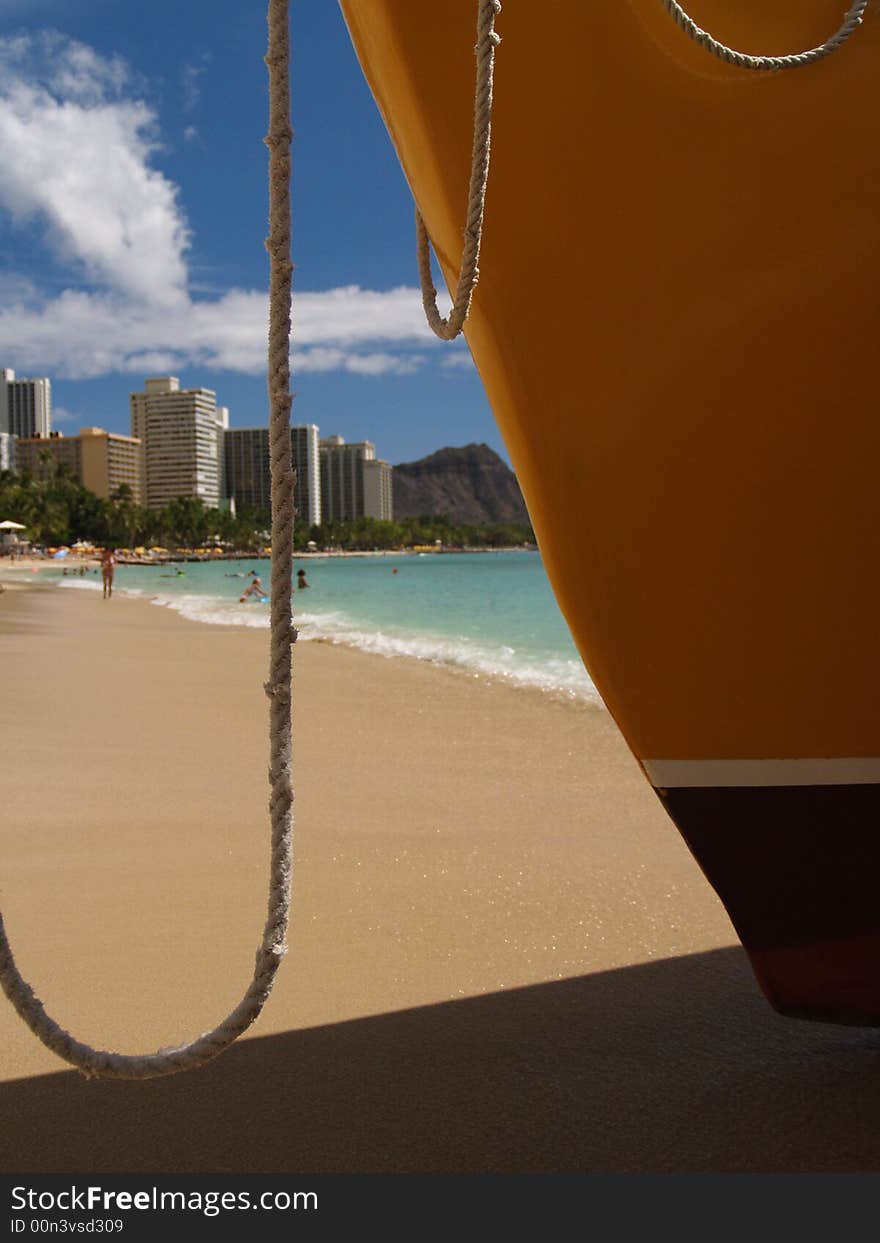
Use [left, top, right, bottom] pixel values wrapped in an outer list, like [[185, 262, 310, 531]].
[[0, 520, 26, 530]]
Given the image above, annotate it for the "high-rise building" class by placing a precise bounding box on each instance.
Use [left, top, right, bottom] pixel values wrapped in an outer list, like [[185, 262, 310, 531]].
[[15, 431, 79, 479], [292, 425, 321, 526], [15, 428, 143, 503], [214, 406, 229, 512], [319, 434, 393, 522], [363, 457, 394, 522], [0, 432, 15, 472], [224, 424, 321, 526], [0, 368, 51, 438], [130, 377, 225, 510]]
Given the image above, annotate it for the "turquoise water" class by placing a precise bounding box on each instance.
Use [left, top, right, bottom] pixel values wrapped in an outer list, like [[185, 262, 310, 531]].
[[59, 551, 598, 700]]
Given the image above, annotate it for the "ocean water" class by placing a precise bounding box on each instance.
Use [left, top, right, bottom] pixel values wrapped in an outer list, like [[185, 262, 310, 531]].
[[58, 551, 599, 701]]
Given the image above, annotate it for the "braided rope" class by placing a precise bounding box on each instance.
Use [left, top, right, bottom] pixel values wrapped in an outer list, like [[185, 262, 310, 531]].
[[416, 0, 867, 341], [0, 0, 295, 1079], [416, 0, 501, 341], [660, 0, 868, 70]]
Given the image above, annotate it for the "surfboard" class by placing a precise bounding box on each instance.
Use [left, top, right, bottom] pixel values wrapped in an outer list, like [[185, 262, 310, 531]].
[[339, 0, 880, 1023]]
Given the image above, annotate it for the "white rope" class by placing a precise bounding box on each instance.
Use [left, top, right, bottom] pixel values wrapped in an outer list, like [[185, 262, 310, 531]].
[[0, 0, 295, 1080], [416, 0, 501, 341], [416, 0, 867, 341], [660, 0, 868, 71]]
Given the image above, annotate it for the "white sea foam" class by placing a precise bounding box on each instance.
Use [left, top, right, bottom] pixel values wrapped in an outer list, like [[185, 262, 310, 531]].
[[147, 590, 271, 628], [64, 570, 600, 702], [58, 577, 102, 591], [293, 610, 599, 701]]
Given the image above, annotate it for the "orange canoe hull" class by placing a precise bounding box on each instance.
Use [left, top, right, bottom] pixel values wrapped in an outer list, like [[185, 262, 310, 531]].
[[340, 0, 880, 1022]]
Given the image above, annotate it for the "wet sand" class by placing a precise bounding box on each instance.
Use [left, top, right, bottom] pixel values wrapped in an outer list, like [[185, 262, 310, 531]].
[[2, 582, 880, 1173]]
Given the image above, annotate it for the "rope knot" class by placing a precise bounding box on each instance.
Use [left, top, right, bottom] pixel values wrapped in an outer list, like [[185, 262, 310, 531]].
[[264, 125, 293, 146]]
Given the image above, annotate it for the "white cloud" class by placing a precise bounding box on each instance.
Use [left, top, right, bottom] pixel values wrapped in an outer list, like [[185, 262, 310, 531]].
[[0, 33, 189, 307], [0, 285, 437, 379], [441, 350, 475, 371], [49, 404, 77, 424], [296, 346, 424, 376], [344, 351, 423, 376], [180, 53, 211, 112], [0, 34, 449, 382]]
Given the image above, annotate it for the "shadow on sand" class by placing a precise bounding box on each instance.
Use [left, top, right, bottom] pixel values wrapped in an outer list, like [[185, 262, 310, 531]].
[[3, 946, 880, 1173]]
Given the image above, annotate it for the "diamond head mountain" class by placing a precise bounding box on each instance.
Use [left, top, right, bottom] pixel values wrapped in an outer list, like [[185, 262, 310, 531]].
[[392, 443, 529, 525]]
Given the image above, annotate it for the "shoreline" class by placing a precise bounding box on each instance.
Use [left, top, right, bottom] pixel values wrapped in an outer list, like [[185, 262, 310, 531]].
[[0, 558, 599, 704], [3, 584, 878, 1173], [0, 544, 538, 571], [1, 586, 691, 1056]]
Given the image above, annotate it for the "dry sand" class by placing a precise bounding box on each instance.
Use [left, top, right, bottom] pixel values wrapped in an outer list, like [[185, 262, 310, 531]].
[[1, 579, 880, 1173]]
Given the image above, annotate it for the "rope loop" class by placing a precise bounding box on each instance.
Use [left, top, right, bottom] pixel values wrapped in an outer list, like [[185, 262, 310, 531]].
[[661, 0, 869, 70], [416, 0, 501, 341], [0, 0, 295, 1080], [416, 0, 868, 343]]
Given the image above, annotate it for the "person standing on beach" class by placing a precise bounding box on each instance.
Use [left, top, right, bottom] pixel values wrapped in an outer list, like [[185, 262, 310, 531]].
[[100, 548, 116, 599]]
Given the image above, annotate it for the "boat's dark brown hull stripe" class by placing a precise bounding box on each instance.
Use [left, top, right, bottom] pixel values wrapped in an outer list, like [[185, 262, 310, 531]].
[[656, 780, 880, 1026]]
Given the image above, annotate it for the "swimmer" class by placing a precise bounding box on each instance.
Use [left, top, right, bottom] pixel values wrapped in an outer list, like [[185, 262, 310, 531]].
[[296, 568, 310, 589], [240, 572, 265, 602]]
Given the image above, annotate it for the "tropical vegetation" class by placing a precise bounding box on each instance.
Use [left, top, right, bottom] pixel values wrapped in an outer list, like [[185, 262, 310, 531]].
[[0, 461, 535, 552]]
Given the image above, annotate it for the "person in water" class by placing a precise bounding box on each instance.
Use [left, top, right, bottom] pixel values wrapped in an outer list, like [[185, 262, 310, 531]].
[[296, 568, 310, 589], [240, 572, 265, 602], [100, 547, 116, 599]]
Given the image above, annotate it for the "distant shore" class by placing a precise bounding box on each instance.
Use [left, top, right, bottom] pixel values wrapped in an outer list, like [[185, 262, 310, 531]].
[[0, 545, 537, 571]]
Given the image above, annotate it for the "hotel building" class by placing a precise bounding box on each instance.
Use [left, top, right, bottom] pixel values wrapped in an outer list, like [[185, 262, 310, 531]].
[[130, 377, 226, 510], [319, 434, 393, 522], [224, 424, 321, 526], [0, 368, 51, 438], [16, 428, 144, 503], [363, 457, 394, 523], [0, 432, 15, 472]]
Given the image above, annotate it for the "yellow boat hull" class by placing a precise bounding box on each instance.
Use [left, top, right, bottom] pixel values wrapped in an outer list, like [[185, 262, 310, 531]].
[[340, 0, 880, 1022]]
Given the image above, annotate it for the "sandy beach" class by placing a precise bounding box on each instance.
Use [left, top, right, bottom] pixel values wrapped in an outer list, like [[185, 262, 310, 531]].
[[2, 578, 880, 1173]]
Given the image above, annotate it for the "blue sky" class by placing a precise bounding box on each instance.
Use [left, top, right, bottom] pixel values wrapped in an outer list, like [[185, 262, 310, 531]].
[[0, 0, 501, 465]]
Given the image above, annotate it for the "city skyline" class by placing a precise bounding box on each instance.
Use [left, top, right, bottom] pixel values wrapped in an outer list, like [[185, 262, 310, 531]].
[[10, 368, 397, 525], [0, 0, 503, 466]]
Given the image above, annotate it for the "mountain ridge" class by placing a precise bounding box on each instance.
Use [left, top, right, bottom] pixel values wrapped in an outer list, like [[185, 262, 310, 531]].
[[392, 443, 529, 525]]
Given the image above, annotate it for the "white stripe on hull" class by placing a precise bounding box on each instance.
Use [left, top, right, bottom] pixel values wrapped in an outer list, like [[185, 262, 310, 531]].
[[643, 757, 880, 789]]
